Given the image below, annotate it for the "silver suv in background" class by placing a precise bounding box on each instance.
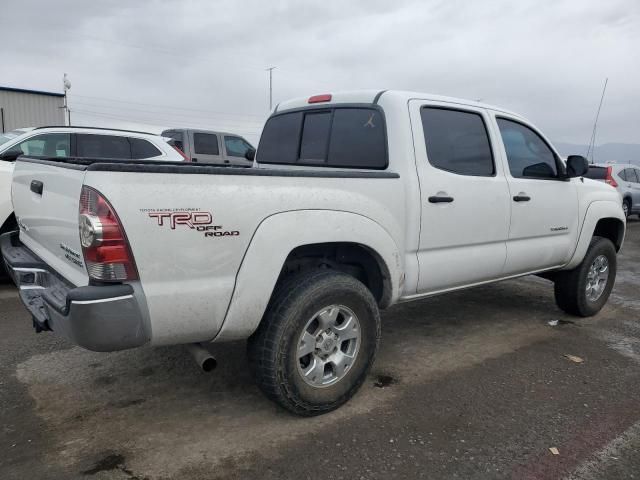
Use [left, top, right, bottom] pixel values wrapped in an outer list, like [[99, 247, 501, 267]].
[[161, 128, 254, 166], [585, 163, 640, 218]]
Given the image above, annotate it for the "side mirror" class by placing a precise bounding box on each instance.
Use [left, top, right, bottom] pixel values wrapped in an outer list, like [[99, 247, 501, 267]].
[[566, 155, 589, 178], [0, 148, 23, 162], [245, 148, 256, 161]]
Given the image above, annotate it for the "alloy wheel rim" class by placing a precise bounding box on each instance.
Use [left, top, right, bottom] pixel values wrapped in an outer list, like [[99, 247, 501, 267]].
[[585, 254, 609, 302], [296, 305, 361, 388]]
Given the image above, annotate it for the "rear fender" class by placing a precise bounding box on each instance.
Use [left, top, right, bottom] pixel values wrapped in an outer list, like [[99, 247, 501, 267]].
[[214, 210, 402, 342]]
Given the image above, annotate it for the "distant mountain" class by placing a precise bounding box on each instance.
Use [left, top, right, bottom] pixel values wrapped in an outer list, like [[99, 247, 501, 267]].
[[554, 142, 640, 166]]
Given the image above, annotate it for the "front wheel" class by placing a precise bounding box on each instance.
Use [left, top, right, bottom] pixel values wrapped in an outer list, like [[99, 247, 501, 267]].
[[554, 236, 617, 317], [247, 269, 381, 416]]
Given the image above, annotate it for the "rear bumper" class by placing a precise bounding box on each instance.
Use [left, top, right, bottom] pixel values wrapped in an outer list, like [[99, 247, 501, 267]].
[[1, 231, 149, 351]]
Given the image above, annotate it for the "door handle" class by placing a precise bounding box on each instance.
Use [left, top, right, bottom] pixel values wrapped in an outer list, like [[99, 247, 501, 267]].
[[30, 180, 43, 195], [192, 157, 198, 162], [513, 195, 531, 202], [428, 195, 454, 203]]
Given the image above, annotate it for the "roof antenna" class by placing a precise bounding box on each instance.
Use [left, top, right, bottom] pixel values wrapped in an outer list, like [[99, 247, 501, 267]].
[[585, 78, 608, 164]]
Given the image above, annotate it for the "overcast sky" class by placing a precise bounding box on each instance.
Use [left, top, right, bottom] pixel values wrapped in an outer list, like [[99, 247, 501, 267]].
[[2, 0, 639, 146]]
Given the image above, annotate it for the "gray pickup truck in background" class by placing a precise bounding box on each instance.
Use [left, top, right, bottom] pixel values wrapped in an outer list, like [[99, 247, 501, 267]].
[[161, 128, 254, 166]]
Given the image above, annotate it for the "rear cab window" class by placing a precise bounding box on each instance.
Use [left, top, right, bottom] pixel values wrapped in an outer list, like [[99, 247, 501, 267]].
[[257, 106, 387, 169]]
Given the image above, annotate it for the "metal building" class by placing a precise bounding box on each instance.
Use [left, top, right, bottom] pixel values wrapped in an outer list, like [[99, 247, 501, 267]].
[[0, 86, 66, 133]]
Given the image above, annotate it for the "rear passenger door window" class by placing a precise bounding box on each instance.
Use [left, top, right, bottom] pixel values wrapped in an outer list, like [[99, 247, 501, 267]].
[[76, 134, 131, 159], [420, 107, 494, 176], [626, 168, 639, 183], [496, 118, 558, 179]]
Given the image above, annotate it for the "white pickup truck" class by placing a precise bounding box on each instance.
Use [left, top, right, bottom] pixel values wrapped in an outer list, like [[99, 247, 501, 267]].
[[2, 90, 625, 415]]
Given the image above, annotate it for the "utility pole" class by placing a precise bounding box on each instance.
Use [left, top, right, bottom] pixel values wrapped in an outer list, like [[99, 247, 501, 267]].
[[266, 67, 276, 111]]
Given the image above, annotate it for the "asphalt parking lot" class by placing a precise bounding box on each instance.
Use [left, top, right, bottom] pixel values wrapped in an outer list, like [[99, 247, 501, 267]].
[[1, 221, 639, 480]]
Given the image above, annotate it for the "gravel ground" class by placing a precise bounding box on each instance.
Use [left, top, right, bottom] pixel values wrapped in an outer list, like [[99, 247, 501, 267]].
[[1, 220, 639, 480]]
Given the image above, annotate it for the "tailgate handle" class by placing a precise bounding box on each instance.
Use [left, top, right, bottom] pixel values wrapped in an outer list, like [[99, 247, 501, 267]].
[[428, 195, 454, 203], [30, 180, 43, 195]]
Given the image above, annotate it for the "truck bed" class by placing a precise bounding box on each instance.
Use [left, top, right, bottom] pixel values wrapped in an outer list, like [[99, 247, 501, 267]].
[[10, 156, 404, 347]]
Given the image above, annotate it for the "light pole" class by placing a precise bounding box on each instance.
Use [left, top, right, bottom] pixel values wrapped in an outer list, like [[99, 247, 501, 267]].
[[63, 73, 72, 126], [266, 67, 276, 111]]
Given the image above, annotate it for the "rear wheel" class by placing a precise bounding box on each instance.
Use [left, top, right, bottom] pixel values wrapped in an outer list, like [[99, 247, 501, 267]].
[[554, 236, 616, 317], [247, 269, 381, 416]]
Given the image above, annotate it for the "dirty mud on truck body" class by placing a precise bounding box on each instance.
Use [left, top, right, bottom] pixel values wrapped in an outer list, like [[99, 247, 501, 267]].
[[1, 221, 640, 480]]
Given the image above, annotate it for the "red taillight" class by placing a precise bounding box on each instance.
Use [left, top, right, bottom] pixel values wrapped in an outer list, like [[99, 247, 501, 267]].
[[171, 144, 190, 162], [308, 94, 332, 104], [605, 166, 618, 187], [79, 186, 138, 282]]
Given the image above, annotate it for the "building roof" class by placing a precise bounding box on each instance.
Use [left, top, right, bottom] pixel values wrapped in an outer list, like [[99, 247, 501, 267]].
[[0, 86, 65, 98]]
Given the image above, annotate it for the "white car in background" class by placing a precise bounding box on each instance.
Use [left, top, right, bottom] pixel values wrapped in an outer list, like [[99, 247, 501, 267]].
[[0, 126, 187, 237], [0, 128, 36, 145]]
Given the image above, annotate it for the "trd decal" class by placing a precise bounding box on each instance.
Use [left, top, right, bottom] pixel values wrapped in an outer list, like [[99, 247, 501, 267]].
[[198, 225, 240, 237], [148, 211, 213, 229], [143, 209, 239, 238]]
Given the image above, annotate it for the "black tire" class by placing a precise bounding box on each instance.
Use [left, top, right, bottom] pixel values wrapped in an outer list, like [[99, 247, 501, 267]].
[[247, 269, 381, 416], [554, 236, 616, 317], [623, 198, 631, 219]]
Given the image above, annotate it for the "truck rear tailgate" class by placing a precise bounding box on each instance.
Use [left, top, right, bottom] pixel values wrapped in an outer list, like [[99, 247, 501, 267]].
[[12, 159, 89, 286]]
